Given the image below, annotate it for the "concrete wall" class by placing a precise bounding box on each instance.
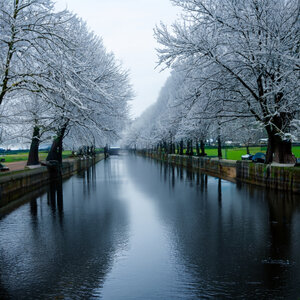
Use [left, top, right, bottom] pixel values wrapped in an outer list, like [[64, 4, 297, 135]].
[[167, 154, 237, 180], [0, 154, 104, 208], [236, 160, 300, 193], [141, 152, 300, 193]]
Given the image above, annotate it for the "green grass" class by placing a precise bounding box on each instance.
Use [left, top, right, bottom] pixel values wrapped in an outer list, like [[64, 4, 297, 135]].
[[178, 146, 300, 160], [292, 146, 300, 158], [0, 150, 73, 163], [206, 147, 266, 160]]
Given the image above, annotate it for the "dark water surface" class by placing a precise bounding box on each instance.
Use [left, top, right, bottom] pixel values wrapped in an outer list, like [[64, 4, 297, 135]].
[[0, 155, 300, 299]]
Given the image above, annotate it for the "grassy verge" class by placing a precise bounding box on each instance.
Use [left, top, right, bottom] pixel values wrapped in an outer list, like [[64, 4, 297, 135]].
[[179, 146, 300, 160], [0, 151, 73, 163]]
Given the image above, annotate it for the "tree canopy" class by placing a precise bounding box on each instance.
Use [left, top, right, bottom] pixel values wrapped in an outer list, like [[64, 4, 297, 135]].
[[125, 0, 299, 163], [0, 0, 132, 164]]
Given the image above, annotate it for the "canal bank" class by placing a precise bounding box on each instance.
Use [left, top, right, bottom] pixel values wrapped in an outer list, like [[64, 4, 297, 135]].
[[139, 151, 300, 193], [0, 154, 105, 210]]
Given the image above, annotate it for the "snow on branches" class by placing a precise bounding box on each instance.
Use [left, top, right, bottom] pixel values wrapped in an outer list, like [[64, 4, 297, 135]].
[[154, 0, 300, 162], [126, 0, 299, 163], [0, 0, 132, 163]]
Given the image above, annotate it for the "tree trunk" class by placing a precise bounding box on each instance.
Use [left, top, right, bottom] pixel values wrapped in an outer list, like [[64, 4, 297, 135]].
[[163, 141, 168, 154], [46, 125, 67, 163], [46, 136, 62, 163], [186, 140, 190, 156], [190, 139, 193, 156], [265, 129, 295, 164], [180, 140, 183, 155], [27, 126, 40, 166], [200, 140, 206, 156], [246, 144, 250, 155], [217, 136, 222, 159], [196, 139, 200, 156], [170, 141, 175, 154]]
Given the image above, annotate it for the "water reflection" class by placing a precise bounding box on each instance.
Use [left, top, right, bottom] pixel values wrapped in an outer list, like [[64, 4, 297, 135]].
[[30, 198, 38, 220], [218, 178, 222, 205], [0, 160, 129, 299], [127, 156, 300, 299], [0, 155, 299, 299], [45, 178, 64, 226]]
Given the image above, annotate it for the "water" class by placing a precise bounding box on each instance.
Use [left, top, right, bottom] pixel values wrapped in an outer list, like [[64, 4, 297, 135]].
[[0, 155, 300, 299]]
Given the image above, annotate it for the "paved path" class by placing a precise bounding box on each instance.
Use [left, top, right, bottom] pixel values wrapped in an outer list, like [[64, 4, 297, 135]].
[[5, 161, 27, 172]]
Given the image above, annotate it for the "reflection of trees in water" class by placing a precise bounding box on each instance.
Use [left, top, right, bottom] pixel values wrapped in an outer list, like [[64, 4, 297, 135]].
[[127, 157, 300, 299], [0, 160, 129, 299], [30, 198, 38, 220], [76, 164, 97, 196], [218, 178, 222, 206], [171, 165, 175, 188], [263, 190, 298, 292], [45, 178, 64, 226], [234, 184, 300, 296]]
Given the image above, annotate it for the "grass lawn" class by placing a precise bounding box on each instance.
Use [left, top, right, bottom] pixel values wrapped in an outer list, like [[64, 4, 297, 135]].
[[205, 147, 266, 160], [182, 146, 300, 160], [0, 151, 73, 163]]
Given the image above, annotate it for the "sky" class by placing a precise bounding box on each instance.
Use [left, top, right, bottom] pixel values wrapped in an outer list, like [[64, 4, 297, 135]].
[[54, 0, 180, 118]]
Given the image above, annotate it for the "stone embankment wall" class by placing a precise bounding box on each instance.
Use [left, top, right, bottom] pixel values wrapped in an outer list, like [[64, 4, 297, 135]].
[[0, 154, 104, 209], [236, 160, 300, 193], [140, 152, 300, 193]]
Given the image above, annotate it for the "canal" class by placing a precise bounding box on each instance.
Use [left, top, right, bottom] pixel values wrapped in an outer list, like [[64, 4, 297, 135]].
[[0, 155, 300, 299]]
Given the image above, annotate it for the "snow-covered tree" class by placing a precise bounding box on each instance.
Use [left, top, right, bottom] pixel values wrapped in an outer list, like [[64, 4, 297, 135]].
[[1, 2, 132, 164], [0, 0, 70, 105], [41, 17, 132, 162], [155, 0, 300, 163]]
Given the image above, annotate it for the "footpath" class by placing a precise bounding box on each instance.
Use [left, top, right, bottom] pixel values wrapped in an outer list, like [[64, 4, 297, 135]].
[[4, 161, 27, 172]]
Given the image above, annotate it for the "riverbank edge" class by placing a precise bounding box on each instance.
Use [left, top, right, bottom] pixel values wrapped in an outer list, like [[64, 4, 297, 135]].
[[0, 154, 105, 210], [138, 152, 300, 193]]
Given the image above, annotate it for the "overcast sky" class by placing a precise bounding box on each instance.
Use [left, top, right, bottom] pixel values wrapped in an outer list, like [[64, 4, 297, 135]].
[[54, 0, 180, 118]]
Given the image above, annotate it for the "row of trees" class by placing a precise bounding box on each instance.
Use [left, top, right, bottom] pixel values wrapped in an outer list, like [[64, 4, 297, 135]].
[[125, 0, 299, 163], [0, 0, 132, 165]]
